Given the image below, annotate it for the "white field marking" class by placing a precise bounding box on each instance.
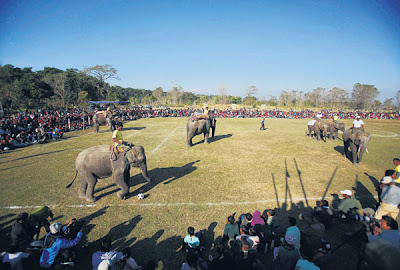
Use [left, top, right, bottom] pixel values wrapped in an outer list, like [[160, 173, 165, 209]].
[[125, 124, 155, 139], [370, 131, 398, 138], [1, 195, 379, 209], [150, 126, 179, 153]]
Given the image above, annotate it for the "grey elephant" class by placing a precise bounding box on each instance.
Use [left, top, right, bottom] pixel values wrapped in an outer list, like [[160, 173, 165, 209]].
[[308, 120, 329, 141], [93, 111, 113, 133], [66, 144, 151, 202], [187, 116, 216, 147], [327, 122, 345, 140], [342, 128, 370, 166]]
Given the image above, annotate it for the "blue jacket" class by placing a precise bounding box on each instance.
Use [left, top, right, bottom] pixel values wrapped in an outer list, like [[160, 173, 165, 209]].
[[40, 232, 82, 268]]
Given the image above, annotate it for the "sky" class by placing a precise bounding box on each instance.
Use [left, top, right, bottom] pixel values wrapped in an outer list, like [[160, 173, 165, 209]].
[[0, 0, 399, 100]]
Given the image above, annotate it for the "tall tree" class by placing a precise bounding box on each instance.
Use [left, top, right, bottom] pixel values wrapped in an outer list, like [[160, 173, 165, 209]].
[[153, 87, 164, 105], [168, 85, 183, 106], [83, 64, 118, 98], [244, 85, 258, 106], [351, 83, 379, 110], [394, 90, 400, 111], [219, 85, 228, 108]]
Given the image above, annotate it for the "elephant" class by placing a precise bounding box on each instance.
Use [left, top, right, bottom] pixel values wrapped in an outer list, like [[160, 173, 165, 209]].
[[187, 116, 216, 147], [66, 144, 151, 202], [342, 128, 371, 166], [93, 111, 113, 133], [327, 122, 345, 140], [308, 120, 329, 141]]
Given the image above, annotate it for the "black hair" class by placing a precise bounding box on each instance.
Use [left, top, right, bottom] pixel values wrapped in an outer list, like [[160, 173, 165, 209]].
[[227, 215, 235, 224], [117, 122, 123, 127], [249, 226, 257, 235], [187, 226, 195, 236], [393, 158, 400, 162], [385, 169, 395, 176], [100, 238, 112, 252], [59, 249, 75, 263], [16, 212, 28, 222], [268, 209, 275, 216], [288, 216, 297, 226], [240, 225, 249, 234], [245, 213, 253, 221], [122, 247, 131, 257], [321, 200, 329, 207], [382, 216, 398, 230]]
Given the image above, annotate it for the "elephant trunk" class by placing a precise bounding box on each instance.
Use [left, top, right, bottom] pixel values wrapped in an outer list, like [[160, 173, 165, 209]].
[[140, 162, 151, 182]]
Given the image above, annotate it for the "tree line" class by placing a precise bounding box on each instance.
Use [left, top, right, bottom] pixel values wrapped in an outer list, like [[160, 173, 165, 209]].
[[1, 64, 399, 111]]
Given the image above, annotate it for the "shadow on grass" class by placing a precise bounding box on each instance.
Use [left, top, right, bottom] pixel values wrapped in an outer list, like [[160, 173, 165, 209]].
[[192, 134, 232, 146], [127, 160, 200, 198], [0, 149, 71, 164], [334, 145, 344, 155], [122, 126, 146, 131], [0, 162, 35, 172], [353, 175, 377, 209]]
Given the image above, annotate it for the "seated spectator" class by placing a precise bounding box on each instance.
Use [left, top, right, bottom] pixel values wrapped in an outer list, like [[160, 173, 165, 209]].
[[223, 214, 239, 242], [238, 213, 252, 228], [273, 235, 300, 270], [250, 225, 270, 253], [119, 247, 142, 270], [295, 248, 320, 270], [178, 227, 200, 253], [337, 189, 363, 216], [40, 221, 83, 268], [235, 225, 259, 251], [1, 245, 30, 270], [92, 238, 123, 270], [300, 215, 325, 258], [10, 212, 32, 251], [181, 251, 208, 270], [312, 200, 334, 228], [263, 209, 283, 238], [369, 215, 400, 249], [375, 177, 400, 220], [251, 211, 265, 226], [285, 216, 301, 250], [54, 249, 75, 269], [28, 205, 54, 240]]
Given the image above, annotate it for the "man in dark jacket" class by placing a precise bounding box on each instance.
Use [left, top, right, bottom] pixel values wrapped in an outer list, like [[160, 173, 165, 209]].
[[10, 212, 32, 251]]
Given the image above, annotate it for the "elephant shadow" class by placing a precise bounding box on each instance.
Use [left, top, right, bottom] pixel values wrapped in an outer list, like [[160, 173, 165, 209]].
[[334, 145, 344, 155], [192, 133, 232, 146], [127, 160, 200, 198], [122, 126, 146, 131]]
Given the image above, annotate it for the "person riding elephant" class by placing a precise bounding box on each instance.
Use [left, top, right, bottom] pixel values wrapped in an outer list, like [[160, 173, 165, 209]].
[[66, 144, 151, 202], [342, 128, 371, 166], [327, 122, 345, 140], [93, 108, 113, 133], [187, 115, 216, 147]]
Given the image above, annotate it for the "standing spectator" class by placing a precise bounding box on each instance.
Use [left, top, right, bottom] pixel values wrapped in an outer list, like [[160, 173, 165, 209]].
[[119, 247, 142, 270], [368, 216, 400, 249], [260, 117, 265, 130], [223, 214, 239, 242], [273, 235, 300, 270], [178, 227, 200, 253], [10, 213, 32, 251], [285, 217, 301, 251], [28, 205, 54, 240], [375, 177, 400, 220]]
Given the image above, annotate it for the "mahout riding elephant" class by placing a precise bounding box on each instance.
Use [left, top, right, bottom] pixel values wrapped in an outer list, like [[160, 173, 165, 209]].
[[67, 144, 151, 202], [93, 111, 113, 133], [187, 116, 216, 147], [308, 120, 329, 141], [342, 128, 370, 166], [327, 122, 345, 140]]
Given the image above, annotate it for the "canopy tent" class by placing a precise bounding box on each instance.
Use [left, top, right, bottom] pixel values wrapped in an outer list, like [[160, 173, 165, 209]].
[[88, 101, 129, 104]]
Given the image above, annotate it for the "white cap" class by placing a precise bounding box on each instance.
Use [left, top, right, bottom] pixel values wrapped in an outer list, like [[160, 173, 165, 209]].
[[381, 176, 393, 184], [340, 189, 352, 196], [356, 115, 360, 118], [49, 222, 62, 234], [98, 259, 111, 270]]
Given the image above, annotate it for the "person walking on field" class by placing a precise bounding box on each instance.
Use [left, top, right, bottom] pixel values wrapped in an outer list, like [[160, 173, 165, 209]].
[[260, 117, 265, 130]]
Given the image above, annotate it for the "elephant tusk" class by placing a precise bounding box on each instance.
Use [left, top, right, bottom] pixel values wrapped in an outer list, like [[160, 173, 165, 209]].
[[366, 148, 369, 153]]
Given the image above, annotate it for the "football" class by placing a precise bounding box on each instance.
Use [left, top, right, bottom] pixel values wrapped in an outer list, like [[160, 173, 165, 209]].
[[137, 193, 144, 200]]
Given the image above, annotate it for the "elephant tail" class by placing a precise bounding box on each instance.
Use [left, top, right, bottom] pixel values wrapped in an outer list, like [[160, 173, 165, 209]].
[[66, 170, 78, 188]]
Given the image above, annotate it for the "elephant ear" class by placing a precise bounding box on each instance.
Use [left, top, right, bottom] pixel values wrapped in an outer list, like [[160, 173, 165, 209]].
[[350, 133, 357, 142]]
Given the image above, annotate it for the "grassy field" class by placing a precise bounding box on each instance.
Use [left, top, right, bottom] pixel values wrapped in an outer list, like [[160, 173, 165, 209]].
[[0, 117, 399, 268]]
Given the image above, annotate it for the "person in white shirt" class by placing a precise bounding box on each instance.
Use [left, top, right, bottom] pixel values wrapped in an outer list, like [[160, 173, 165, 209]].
[[352, 115, 364, 132]]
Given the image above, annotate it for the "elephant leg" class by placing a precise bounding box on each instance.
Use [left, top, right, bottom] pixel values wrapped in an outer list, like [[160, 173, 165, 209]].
[[358, 146, 366, 164], [85, 175, 98, 202], [350, 144, 358, 165], [187, 129, 195, 147], [79, 177, 87, 199], [114, 172, 129, 200], [95, 123, 99, 133], [204, 131, 209, 144]]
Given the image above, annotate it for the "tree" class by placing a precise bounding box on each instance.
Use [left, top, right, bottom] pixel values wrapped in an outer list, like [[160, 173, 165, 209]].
[[328, 87, 348, 109], [76, 91, 89, 107], [153, 87, 164, 105], [244, 86, 258, 106], [219, 85, 228, 108], [351, 83, 379, 110], [83, 64, 119, 98], [383, 98, 393, 110], [394, 90, 400, 111], [229, 96, 242, 104], [168, 85, 183, 106]]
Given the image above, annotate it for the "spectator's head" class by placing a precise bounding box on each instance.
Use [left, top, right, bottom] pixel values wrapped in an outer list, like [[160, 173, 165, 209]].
[[116, 122, 123, 130], [49, 222, 62, 235], [267, 209, 275, 217], [288, 216, 297, 226], [340, 189, 352, 198], [381, 176, 394, 185], [16, 212, 28, 223], [240, 224, 249, 235], [122, 247, 131, 258], [227, 215, 235, 224], [385, 169, 396, 177], [393, 158, 400, 166], [245, 213, 252, 221], [321, 200, 329, 207], [284, 235, 296, 246], [249, 226, 257, 236], [380, 216, 398, 230], [100, 238, 112, 252], [187, 226, 195, 236]]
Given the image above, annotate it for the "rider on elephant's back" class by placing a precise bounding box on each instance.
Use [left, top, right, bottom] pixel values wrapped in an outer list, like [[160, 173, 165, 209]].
[[112, 122, 131, 151]]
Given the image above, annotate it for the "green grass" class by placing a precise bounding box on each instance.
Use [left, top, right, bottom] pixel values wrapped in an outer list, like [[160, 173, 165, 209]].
[[0, 118, 399, 268]]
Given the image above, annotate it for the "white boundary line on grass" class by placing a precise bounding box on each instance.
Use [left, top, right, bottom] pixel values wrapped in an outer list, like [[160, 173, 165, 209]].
[[1, 195, 379, 209], [150, 126, 179, 153], [370, 131, 398, 138]]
